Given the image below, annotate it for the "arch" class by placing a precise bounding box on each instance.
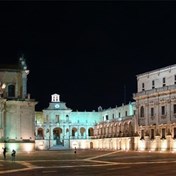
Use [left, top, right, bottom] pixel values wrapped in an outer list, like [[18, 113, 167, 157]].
[[128, 121, 133, 136], [123, 122, 129, 136], [110, 123, 114, 127], [109, 125, 112, 134], [8, 84, 15, 97], [112, 124, 116, 134], [80, 127, 86, 137], [119, 123, 122, 136], [53, 127, 62, 140], [88, 127, 94, 136], [72, 127, 77, 137], [66, 128, 69, 133], [37, 128, 44, 139]]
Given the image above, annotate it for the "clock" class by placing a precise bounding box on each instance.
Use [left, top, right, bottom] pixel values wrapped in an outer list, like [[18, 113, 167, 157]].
[[55, 104, 60, 108]]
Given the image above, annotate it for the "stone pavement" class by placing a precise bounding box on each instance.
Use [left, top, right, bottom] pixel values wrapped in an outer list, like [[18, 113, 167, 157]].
[[1, 150, 176, 175], [0, 149, 116, 174]]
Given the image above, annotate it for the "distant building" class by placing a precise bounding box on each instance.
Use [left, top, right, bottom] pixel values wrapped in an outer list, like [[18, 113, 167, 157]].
[[35, 94, 102, 150], [35, 94, 136, 150]]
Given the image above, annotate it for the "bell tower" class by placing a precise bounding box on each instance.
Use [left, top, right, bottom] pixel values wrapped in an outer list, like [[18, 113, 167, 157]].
[[19, 56, 30, 99]]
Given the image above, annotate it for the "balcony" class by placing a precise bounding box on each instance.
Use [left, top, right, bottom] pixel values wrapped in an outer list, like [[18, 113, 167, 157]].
[[133, 84, 176, 99]]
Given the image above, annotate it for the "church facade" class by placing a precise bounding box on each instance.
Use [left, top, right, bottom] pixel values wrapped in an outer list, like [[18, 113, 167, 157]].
[[0, 57, 37, 152]]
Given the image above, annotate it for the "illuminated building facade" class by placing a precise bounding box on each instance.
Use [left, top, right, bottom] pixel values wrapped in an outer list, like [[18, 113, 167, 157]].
[[35, 64, 176, 151], [2, 60, 176, 152], [0, 57, 37, 152], [35, 94, 103, 150], [35, 95, 136, 150], [133, 64, 176, 151]]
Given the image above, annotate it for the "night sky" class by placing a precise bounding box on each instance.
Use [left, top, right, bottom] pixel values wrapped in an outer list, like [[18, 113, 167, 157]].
[[0, 1, 176, 111]]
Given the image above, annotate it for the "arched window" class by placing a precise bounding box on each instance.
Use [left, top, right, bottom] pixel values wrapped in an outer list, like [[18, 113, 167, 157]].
[[80, 127, 86, 137], [72, 127, 77, 137], [8, 84, 15, 97], [140, 106, 144, 117], [53, 128, 62, 140], [37, 128, 44, 139]]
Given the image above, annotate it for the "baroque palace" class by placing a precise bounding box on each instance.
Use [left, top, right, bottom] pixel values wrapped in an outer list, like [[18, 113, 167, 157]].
[[1, 58, 176, 152]]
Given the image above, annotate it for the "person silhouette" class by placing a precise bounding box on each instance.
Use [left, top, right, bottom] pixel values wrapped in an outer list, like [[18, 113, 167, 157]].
[[11, 149, 16, 161], [2, 147, 7, 160]]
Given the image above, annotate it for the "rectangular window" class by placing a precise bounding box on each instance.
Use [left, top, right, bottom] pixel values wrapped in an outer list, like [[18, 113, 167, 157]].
[[151, 107, 154, 116], [151, 129, 154, 139], [161, 128, 165, 139], [133, 110, 136, 115], [141, 130, 144, 140], [175, 75, 176, 84], [119, 112, 121, 118], [161, 106, 165, 115], [142, 83, 145, 91], [125, 111, 128, 116], [152, 80, 155, 89], [174, 128, 176, 139], [112, 114, 115, 119], [174, 104, 176, 114], [163, 77, 166, 87], [106, 115, 108, 120], [55, 115, 59, 122]]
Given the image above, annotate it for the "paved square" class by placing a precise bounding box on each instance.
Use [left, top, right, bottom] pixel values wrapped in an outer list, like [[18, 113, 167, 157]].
[[1, 150, 176, 175]]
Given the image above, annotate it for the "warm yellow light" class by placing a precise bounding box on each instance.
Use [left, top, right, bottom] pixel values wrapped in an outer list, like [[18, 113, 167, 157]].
[[173, 140, 176, 151], [161, 140, 167, 151], [151, 141, 156, 151], [37, 141, 45, 150], [2, 83, 6, 89], [24, 143, 33, 153], [139, 140, 145, 151]]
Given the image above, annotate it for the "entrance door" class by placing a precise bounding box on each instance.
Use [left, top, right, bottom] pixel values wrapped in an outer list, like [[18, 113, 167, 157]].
[[53, 128, 62, 145], [90, 142, 93, 149]]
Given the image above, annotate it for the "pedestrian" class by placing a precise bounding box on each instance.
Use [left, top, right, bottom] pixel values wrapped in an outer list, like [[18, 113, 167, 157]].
[[74, 147, 77, 154], [11, 149, 16, 161], [2, 147, 7, 160]]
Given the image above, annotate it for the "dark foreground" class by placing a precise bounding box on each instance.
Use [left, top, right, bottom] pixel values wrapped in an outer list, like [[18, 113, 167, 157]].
[[1, 150, 176, 176]]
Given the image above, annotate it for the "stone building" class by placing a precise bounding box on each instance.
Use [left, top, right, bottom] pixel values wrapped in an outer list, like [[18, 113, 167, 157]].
[[133, 64, 176, 151], [0, 57, 37, 152], [2, 59, 176, 152], [35, 94, 102, 150], [93, 102, 136, 150], [35, 94, 136, 150]]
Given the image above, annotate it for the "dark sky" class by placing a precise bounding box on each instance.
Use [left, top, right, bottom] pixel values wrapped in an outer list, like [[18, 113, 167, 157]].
[[0, 1, 176, 111]]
